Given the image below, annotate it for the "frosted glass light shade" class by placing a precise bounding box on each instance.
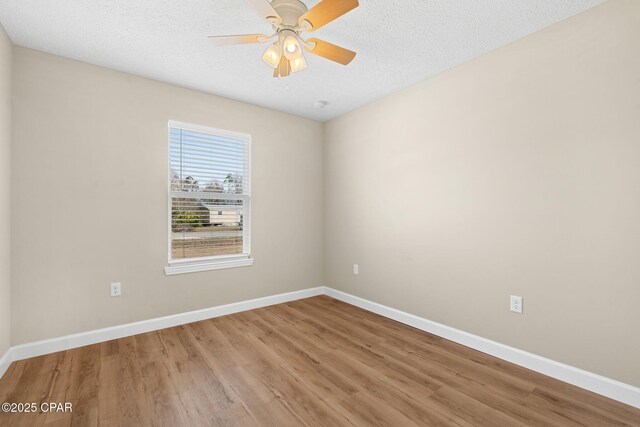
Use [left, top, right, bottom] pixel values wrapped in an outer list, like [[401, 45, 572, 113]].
[[283, 35, 301, 60], [290, 54, 307, 73], [262, 43, 281, 68]]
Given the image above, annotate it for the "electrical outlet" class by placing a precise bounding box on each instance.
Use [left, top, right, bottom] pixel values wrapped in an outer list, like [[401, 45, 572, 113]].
[[353, 264, 359, 275], [510, 295, 522, 313], [111, 282, 121, 297]]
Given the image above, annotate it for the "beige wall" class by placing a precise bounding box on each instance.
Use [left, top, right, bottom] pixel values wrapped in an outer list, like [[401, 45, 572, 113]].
[[324, 0, 640, 387], [0, 23, 11, 357], [11, 47, 324, 344]]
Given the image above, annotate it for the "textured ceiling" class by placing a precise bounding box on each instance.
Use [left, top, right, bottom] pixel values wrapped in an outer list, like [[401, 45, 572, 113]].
[[0, 0, 605, 121]]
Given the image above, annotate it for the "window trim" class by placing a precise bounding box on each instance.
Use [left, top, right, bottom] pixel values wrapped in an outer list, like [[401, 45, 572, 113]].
[[165, 120, 252, 275], [164, 256, 254, 276]]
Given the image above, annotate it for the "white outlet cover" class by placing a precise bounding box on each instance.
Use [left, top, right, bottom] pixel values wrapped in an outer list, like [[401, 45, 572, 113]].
[[111, 282, 121, 297], [510, 295, 523, 313], [353, 264, 359, 275]]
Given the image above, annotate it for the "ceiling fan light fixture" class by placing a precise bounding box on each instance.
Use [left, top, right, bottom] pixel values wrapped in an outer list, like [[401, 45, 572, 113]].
[[209, 0, 360, 77], [262, 43, 281, 68], [290, 54, 307, 73]]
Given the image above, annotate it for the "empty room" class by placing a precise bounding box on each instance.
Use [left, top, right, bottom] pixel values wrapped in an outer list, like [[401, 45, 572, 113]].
[[0, 0, 639, 425]]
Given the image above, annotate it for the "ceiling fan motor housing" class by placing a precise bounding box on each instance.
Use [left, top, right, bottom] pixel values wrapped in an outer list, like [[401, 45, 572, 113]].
[[270, 0, 308, 27]]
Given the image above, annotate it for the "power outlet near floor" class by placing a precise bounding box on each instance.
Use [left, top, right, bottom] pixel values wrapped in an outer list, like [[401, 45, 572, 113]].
[[111, 282, 122, 297], [510, 295, 523, 314], [353, 264, 359, 275]]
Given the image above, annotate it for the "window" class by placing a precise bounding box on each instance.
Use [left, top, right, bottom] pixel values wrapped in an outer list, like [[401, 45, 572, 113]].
[[165, 121, 252, 275]]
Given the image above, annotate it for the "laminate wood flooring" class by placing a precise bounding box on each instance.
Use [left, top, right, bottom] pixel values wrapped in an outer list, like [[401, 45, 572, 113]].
[[0, 296, 638, 426]]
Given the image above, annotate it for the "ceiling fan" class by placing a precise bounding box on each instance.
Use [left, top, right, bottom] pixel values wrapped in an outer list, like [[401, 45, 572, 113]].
[[209, 0, 359, 77]]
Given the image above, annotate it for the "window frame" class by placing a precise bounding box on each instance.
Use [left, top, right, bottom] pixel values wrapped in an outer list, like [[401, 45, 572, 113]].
[[164, 120, 253, 275]]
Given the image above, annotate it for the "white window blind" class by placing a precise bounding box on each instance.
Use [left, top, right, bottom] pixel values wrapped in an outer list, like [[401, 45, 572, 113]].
[[168, 121, 251, 268]]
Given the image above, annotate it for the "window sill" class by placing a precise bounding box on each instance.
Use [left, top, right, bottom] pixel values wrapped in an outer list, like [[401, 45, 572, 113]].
[[164, 257, 254, 275]]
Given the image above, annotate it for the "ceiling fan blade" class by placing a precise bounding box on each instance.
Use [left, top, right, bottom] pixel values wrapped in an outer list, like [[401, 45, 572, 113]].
[[304, 38, 356, 65], [298, 0, 359, 31], [276, 56, 291, 77], [248, 0, 282, 25], [208, 34, 269, 46]]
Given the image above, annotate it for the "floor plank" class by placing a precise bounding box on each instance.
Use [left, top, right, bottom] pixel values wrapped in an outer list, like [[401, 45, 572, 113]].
[[0, 295, 638, 426]]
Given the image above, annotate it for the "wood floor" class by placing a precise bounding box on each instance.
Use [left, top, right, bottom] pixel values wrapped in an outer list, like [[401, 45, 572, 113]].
[[0, 296, 638, 426]]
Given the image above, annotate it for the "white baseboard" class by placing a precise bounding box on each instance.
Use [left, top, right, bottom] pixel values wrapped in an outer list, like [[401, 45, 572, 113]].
[[6, 287, 325, 366], [1, 285, 638, 409], [0, 348, 10, 380], [323, 287, 640, 409]]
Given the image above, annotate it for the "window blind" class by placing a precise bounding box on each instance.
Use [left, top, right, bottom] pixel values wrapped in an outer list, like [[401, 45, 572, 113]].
[[169, 122, 251, 264]]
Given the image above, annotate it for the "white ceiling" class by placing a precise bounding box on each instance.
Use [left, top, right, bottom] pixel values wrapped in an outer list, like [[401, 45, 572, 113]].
[[0, 0, 605, 121]]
